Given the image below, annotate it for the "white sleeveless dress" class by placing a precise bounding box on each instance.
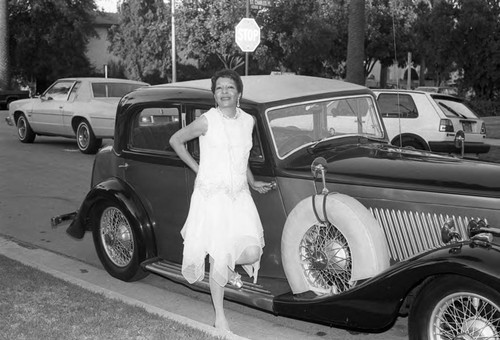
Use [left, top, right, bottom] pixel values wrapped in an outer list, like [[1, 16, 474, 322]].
[[181, 107, 265, 287]]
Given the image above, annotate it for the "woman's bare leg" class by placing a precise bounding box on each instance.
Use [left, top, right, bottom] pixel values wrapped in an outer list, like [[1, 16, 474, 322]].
[[235, 245, 261, 265], [209, 256, 230, 331]]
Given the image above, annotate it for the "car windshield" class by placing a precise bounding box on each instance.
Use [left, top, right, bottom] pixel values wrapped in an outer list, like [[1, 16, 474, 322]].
[[434, 97, 479, 119], [266, 95, 383, 158], [92, 82, 144, 98]]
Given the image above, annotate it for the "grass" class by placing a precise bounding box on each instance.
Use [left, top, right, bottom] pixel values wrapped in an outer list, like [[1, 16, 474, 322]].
[[484, 116, 500, 139], [478, 116, 500, 163], [0, 254, 218, 340]]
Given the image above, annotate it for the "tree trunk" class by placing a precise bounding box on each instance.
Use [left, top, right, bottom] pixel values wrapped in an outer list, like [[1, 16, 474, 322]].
[[346, 0, 365, 85], [0, 0, 10, 89], [380, 65, 388, 89], [419, 56, 426, 86]]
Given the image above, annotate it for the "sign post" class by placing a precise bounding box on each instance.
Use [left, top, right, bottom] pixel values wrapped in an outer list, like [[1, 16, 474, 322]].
[[235, 18, 261, 75]]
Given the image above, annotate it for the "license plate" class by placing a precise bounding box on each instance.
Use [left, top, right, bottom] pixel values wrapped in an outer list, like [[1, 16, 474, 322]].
[[462, 121, 472, 132]]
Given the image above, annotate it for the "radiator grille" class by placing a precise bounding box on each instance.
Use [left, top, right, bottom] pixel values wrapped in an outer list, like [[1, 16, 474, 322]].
[[370, 208, 482, 262]]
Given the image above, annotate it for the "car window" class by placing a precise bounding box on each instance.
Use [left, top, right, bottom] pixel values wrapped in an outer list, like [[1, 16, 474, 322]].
[[68, 81, 81, 102], [92, 82, 144, 98], [190, 107, 264, 162], [267, 96, 383, 158], [433, 97, 478, 119], [377, 93, 418, 119], [130, 107, 180, 152], [45, 81, 75, 101]]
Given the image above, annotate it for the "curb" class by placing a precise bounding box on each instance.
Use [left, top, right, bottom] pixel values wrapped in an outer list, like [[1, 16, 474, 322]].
[[0, 236, 247, 340]]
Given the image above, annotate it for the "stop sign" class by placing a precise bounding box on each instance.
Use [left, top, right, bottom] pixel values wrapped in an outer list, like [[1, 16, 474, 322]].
[[235, 18, 261, 52]]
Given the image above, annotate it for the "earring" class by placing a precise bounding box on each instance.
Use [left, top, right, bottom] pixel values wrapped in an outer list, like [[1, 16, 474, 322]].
[[237, 97, 240, 108]]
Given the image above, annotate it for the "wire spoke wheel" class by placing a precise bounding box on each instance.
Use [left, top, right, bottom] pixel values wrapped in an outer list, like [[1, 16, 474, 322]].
[[299, 222, 353, 294], [431, 292, 500, 340], [99, 206, 134, 268]]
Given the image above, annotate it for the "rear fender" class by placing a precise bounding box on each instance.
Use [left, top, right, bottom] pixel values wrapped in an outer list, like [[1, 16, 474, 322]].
[[391, 133, 429, 150], [67, 177, 157, 258]]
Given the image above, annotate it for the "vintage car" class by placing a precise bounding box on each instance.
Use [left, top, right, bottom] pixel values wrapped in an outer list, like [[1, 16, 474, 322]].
[[6, 77, 149, 154], [53, 75, 500, 339]]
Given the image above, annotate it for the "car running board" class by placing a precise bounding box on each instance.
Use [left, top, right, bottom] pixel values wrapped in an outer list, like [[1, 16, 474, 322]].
[[142, 258, 275, 312]]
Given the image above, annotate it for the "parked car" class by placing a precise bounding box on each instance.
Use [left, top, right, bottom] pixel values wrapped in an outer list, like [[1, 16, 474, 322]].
[[53, 75, 500, 339], [0, 88, 30, 110], [6, 77, 149, 154], [373, 89, 490, 154]]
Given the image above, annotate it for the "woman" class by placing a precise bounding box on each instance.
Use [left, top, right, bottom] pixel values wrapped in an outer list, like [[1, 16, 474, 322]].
[[169, 69, 271, 332]]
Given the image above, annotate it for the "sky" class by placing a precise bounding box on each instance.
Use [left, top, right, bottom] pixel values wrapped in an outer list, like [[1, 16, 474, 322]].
[[95, 0, 118, 13]]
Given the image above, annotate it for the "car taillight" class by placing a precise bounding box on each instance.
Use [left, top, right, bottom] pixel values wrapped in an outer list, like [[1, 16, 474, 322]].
[[481, 122, 486, 134], [439, 119, 454, 132]]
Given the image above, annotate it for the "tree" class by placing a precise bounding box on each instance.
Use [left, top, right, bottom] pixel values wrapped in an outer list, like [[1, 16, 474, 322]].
[[176, 0, 248, 74], [108, 0, 172, 83], [365, 0, 415, 88], [421, 0, 456, 86], [346, 0, 365, 85], [0, 0, 9, 89], [412, 1, 432, 86], [256, 0, 348, 77], [453, 0, 500, 99], [8, 0, 97, 92]]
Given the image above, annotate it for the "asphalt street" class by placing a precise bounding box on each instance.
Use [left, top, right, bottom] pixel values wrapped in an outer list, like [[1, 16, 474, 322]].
[[0, 109, 409, 340]]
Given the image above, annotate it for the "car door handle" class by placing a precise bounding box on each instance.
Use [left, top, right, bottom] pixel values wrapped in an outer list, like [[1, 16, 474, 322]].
[[118, 163, 129, 169], [269, 181, 277, 190]]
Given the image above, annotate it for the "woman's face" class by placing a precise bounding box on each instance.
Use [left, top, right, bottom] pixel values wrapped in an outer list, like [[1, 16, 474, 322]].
[[214, 77, 241, 110]]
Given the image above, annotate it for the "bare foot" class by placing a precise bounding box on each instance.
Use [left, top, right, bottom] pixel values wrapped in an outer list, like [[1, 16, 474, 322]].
[[214, 318, 231, 333]]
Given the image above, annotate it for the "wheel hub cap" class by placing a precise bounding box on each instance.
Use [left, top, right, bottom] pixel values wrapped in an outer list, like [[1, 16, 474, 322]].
[[300, 222, 353, 294], [461, 317, 496, 338]]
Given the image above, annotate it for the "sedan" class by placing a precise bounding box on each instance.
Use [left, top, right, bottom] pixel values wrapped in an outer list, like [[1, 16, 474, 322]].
[[6, 77, 149, 154]]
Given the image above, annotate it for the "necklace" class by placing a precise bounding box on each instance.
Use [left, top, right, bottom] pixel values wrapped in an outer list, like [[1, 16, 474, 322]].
[[218, 107, 239, 120]]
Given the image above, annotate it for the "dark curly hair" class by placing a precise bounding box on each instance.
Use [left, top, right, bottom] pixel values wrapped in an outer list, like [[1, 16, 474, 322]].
[[211, 69, 243, 95]]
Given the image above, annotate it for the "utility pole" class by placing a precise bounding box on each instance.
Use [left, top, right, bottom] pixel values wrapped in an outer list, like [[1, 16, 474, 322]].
[[171, 0, 176, 83], [245, 0, 249, 76]]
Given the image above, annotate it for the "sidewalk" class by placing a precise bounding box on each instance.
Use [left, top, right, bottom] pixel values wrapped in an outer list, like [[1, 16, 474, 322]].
[[0, 235, 350, 340]]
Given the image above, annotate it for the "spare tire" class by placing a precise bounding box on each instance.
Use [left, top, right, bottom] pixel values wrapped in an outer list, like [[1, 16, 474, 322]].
[[281, 193, 390, 295]]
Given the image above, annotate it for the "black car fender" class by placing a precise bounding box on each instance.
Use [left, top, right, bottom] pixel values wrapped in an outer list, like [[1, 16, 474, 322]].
[[273, 241, 500, 332], [66, 177, 157, 259]]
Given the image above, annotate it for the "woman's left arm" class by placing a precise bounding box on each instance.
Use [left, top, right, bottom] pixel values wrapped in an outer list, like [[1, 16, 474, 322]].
[[247, 166, 272, 194]]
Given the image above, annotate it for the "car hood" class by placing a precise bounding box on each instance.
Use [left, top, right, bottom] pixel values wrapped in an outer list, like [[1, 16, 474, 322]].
[[9, 97, 35, 111], [281, 142, 500, 198]]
